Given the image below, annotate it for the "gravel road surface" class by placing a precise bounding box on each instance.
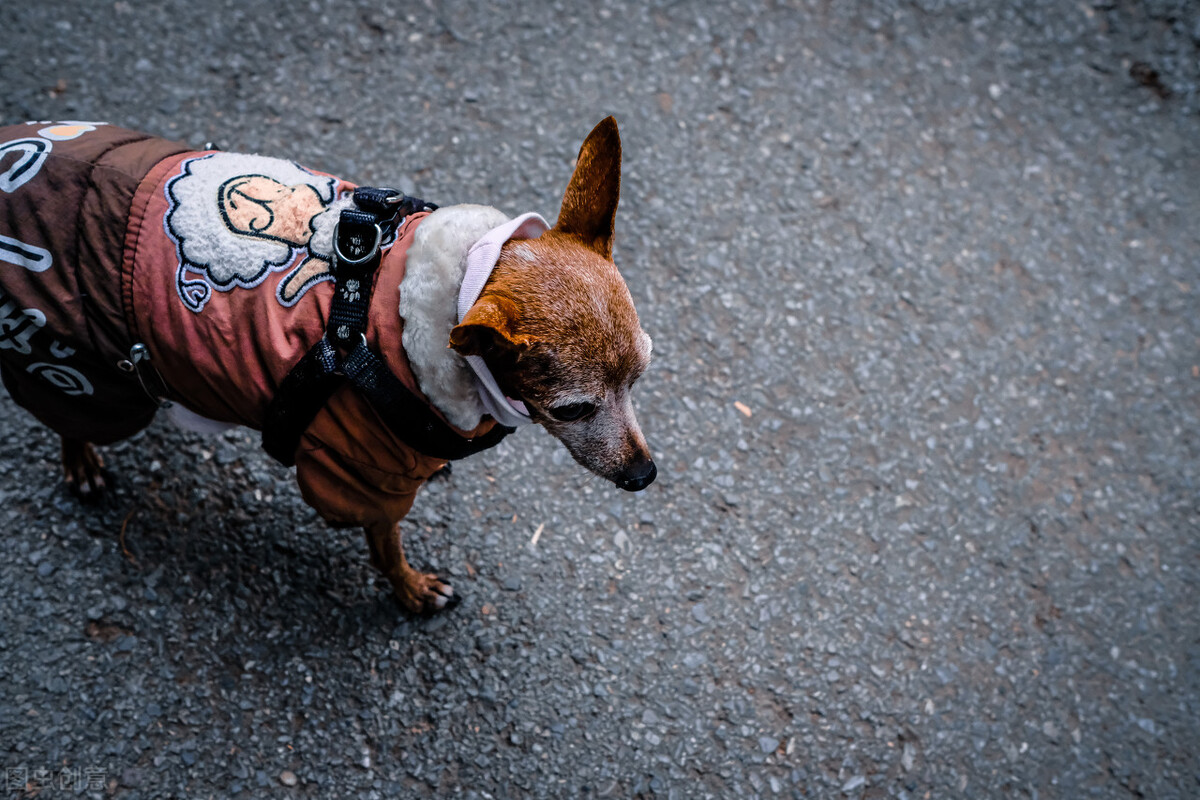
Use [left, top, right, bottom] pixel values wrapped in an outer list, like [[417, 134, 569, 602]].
[[2, 1, 1198, 797]]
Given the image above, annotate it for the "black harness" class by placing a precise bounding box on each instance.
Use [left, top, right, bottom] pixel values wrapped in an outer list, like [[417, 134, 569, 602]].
[[261, 187, 513, 466]]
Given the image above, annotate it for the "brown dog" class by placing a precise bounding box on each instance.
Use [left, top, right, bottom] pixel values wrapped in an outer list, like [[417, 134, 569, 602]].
[[0, 117, 653, 613]]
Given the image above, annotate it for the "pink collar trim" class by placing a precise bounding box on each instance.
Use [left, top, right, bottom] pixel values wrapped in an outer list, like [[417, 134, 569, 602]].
[[457, 212, 550, 427]]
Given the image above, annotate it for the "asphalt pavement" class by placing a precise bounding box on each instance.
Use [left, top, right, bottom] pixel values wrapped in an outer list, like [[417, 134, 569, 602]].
[[1, 1, 1198, 798]]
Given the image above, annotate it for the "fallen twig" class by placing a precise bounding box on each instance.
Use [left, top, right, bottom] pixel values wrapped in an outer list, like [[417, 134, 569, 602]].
[[119, 508, 140, 568]]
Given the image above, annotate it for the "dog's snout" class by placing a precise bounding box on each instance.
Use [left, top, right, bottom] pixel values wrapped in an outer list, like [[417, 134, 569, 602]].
[[616, 458, 657, 492]]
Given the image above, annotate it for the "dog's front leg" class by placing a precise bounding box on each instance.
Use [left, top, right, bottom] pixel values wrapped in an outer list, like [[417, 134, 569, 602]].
[[61, 437, 107, 500], [363, 519, 457, 614]]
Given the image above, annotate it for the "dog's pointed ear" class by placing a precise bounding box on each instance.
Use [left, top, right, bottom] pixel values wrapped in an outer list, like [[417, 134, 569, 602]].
[[449, 295, 533, 356], [554, 116, 621, 259]]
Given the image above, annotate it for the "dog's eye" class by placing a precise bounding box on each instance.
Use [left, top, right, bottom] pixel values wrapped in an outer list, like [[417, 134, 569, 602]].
[[549, 402, 596, 422]]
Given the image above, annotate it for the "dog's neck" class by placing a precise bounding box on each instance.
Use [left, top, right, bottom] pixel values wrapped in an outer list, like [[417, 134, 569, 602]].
[[399, 204, 522, 431]]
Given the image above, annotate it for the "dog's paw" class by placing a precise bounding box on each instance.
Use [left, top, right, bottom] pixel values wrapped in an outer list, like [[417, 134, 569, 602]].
[[394, 571, 460, 615], [61, 439, 108, 502]]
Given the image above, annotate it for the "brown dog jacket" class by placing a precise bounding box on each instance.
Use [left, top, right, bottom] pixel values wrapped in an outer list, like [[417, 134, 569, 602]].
[[0, 122, 496, 529]]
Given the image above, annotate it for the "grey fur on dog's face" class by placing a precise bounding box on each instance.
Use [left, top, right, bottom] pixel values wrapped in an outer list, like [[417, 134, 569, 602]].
[[512, 331, 653, 487]]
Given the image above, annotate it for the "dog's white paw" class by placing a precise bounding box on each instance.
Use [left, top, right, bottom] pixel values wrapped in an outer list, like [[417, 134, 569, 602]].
[[395, 570, 458, 615]]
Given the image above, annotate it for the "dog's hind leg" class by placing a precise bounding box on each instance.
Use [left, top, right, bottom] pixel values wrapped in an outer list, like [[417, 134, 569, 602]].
[[364, 519, 458, 615], [60, 437, 107, 501]]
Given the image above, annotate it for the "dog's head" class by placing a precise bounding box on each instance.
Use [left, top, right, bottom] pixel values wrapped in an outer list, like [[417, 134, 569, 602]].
[[449, 117, 655, 491]]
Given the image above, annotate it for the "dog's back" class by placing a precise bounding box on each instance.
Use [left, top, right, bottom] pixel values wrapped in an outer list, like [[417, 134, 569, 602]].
[[0, 122, 188, 442]]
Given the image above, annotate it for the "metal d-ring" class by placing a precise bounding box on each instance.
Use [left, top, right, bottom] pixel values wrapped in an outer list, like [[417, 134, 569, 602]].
[[332, 221, 383, 268]]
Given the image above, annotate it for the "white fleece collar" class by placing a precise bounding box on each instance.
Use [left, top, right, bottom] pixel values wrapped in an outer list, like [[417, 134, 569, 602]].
[[458, 212, 549, 428], [398, 205, 547, 432]]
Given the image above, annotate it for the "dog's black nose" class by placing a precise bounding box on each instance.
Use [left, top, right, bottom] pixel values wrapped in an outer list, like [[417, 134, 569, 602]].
[[617, 459, 657, 492]]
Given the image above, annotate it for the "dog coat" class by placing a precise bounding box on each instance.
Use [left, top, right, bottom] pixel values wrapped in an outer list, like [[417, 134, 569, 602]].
[[0, 122, 497, 529]]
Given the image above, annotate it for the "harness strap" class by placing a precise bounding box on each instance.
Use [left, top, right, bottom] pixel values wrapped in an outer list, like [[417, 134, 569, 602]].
[[261, 336, 344, 464], [261, 187, 514, 467], [340, 337, 513, 460]]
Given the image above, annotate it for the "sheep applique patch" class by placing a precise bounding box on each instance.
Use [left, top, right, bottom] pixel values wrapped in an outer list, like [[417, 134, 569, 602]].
[[164, 152, 350, 312]]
